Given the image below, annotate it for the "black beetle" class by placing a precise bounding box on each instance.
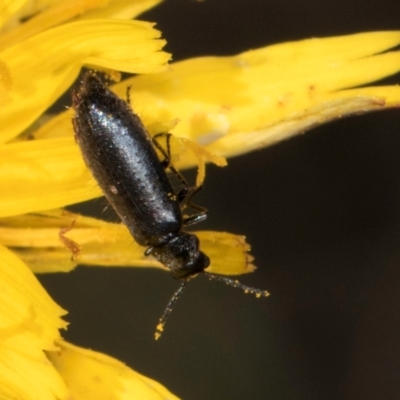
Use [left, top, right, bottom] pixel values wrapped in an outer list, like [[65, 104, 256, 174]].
[[72, 72, 269, 337], [72, 72, 210, 280]]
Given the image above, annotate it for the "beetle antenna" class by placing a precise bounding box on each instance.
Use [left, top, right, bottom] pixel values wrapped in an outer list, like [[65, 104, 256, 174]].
[[155, 274, 269, 339], [205, 273, 270, 298], [155, 281, 187, 340]]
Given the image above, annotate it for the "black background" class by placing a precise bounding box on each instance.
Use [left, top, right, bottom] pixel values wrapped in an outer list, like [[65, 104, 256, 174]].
[[38, 1, 400, 399]]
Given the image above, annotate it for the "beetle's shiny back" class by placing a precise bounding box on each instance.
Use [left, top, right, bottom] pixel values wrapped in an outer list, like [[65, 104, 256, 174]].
[[72, 74, 182, 247]]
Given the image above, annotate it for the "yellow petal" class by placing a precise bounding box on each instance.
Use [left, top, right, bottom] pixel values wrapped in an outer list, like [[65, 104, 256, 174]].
[[0, 0, 163, 49], [0, 18, 169, 144], [0, 210, 254, 276], [0, 0, 29, 29], [47, 340, 179, 400], [80, 0, 163, 20], [0, 0, 109, 49], [0, 244, 68, 400], [0, 60, 12, 107], [6, 0, 62, 24], [0, 137, 99, 217], [197, 231, 256, 275], [203, 94, 398, 159]]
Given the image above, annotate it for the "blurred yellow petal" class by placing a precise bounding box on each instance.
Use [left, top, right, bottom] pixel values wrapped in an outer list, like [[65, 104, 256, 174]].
[[81, 0, 163, 20], [0, 0, 163, 49], [0, 0, 109, 48], [0, 60, 12, 107], [0, 245, 68, 400], [0, 0, 28, 28], [0, 137, 97, 217], [0, 18, 169, 144], [47, 340, 179, 400], [0, 210, 254, 276], [3, 0, 61, 27]]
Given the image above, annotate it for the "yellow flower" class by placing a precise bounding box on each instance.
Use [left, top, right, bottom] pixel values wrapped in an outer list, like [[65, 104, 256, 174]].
[[0, 0, 399, 399], [0, 1, 179, 399]]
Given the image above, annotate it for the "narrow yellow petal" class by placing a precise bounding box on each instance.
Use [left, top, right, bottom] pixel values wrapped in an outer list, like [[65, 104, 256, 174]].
[[0, 245, 68, 400], [0, 210, 254, 276], [0, 19, 169, 143], [197, 231, 256, 276], [338, 85, 400, 105], [203, 95, 393, 159], [47, 340, 179, 400]]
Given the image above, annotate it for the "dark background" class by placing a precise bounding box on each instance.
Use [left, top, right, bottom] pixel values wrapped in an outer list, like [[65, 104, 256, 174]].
[[38, 1, 400, 399]]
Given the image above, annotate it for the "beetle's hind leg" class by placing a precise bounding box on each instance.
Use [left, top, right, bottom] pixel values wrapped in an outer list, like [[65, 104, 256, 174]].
[[180, 186, 208, 226], [152, 133, 208, 226]]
